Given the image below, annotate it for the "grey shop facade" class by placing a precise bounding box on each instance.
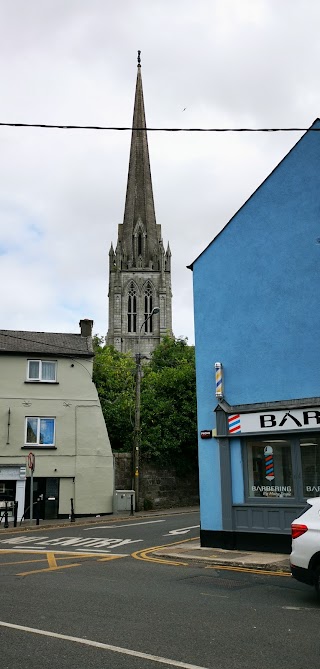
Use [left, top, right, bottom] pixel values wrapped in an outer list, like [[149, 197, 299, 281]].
[[204, 397, 320, 553]]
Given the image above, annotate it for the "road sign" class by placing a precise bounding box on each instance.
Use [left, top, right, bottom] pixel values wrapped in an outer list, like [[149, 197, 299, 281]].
[[28, 452, 35, 472]]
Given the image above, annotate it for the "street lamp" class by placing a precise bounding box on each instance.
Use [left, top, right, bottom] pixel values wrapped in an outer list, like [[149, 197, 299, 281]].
[[133, 306, 160, 511]]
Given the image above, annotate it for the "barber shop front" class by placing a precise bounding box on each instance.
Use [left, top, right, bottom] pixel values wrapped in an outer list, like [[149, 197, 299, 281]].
[[203, 398, 320, 553]]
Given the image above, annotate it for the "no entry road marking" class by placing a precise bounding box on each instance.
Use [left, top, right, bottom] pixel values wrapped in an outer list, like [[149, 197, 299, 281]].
[[0, 535, 143, 551], [0, 620, 210, 669]]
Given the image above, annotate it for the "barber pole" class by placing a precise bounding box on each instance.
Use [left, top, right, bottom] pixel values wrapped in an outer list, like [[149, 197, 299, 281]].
[[215, 362, 223, 398], [264, 445, 275, 481]]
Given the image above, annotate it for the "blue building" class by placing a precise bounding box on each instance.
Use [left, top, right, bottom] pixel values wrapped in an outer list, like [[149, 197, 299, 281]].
[[189, 120, 320, 552]]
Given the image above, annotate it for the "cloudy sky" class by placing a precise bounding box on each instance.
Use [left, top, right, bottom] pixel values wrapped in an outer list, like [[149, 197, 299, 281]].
[[0, 0, 319, 344]]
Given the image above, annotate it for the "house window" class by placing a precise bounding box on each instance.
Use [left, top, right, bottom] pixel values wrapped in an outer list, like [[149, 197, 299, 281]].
[[128, 283, 137, 333], [246, 439, 293, 498], [27, 360, 56, 382], [144, 284, 153, 333], [25, 418, 55, 446]]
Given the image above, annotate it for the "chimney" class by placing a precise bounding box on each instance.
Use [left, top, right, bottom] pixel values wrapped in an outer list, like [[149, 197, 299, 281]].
[[79, 319, 93, 338]]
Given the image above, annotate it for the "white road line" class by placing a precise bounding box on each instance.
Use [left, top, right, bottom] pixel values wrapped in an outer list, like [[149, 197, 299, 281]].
[[163, 525, 200, 536], [85, 520, 165, 531], [282, 606, 319, 611], [0, 621, 209, 669]]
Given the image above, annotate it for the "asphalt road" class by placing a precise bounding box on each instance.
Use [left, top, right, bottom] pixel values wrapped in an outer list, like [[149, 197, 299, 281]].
[[0, 510, 319, 669]]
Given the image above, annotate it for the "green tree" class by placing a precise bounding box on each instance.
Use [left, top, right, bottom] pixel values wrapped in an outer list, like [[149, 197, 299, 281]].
[[92, 337, 135, 451], [140, 336, 198, 470], [93, 335, 198, 470]]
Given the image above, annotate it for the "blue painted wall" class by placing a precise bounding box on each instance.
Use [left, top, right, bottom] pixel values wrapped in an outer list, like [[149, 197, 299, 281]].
[[192, 121, 320, 531]]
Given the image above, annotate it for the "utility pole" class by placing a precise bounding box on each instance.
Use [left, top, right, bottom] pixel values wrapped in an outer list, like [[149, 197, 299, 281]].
[[133, 306, 160, 511]]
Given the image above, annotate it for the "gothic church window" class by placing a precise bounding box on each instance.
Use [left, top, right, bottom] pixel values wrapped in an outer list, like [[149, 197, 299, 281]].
[[128, 283, 137, 333], [144, 283, 153, 333]]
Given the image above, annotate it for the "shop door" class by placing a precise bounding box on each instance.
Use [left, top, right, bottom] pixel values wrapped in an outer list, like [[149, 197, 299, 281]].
[[45, 478, 59, 519], [25, 478, 59, 520]]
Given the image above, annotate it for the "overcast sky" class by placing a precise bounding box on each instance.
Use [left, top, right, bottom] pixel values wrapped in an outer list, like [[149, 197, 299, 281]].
[[0, 0, 319, 344]]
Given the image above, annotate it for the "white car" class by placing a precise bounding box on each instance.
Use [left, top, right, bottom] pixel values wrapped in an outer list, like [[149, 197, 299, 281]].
[[290, 497, 320, 597]]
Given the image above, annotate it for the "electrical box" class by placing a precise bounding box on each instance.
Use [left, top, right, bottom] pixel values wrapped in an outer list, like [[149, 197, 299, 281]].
[[114, 489, 135, 512]]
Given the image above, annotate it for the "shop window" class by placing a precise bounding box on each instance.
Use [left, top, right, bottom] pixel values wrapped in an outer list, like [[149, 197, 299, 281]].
[[247, 440, 293, 498], [25, 417, 55, 446], [300, 437, 320, 497], [27, 360, 56, 382]]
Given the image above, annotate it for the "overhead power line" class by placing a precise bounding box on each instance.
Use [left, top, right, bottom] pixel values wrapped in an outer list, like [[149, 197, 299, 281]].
[[0, 122, 318, 132]]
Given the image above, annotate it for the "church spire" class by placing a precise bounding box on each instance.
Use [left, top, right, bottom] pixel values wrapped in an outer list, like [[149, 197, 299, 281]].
[[107, 54, 173, 356], [121, 50, 158, 265]]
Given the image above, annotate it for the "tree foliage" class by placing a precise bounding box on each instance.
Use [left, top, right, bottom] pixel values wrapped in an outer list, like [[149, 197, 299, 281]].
[[92, 337, 135, 451], [93, 335, 198, 469], [141, 336, 197, 469]]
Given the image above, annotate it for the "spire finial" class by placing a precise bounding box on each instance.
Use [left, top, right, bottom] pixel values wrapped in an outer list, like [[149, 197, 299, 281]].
[[137, 50, 141, 67]]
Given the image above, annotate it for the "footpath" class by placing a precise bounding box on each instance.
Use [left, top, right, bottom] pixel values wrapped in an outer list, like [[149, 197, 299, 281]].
[[0, 505, 291, 574]]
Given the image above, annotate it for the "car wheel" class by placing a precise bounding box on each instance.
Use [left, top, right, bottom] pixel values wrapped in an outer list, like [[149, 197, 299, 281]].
[[314, 566, 320, 599]]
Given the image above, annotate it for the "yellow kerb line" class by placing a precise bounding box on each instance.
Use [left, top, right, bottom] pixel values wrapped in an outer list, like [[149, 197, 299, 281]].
[[205, 564, 291, 577], [132, 536, 199, 566]]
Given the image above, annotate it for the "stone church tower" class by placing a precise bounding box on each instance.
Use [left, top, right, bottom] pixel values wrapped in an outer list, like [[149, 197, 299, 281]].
[[107, 53, 172, 358]]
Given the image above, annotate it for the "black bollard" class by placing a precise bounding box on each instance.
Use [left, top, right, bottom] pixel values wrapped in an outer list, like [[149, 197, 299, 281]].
[[130, 492, 134, 516], [36, 497, 40, 526], [70, 498, 75, 522], [13, 501, 18, 528], [4, 502, 9, 529]]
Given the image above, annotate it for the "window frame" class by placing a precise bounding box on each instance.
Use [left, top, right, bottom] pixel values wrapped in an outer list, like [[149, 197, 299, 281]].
[[144, 283, 153, 333], [24, 417, 56, 447], [242, 432, 320, 504], [27, 359, 57, 383], [127, 283, 137, 333]]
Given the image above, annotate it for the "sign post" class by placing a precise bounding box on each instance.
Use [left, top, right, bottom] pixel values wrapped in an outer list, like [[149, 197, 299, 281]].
[[28, 452, 35, 522]]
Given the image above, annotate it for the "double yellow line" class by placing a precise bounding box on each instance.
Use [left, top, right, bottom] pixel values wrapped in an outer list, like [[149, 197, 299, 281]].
[[132, 538, 291, 577], [132, 536, 198, 566]]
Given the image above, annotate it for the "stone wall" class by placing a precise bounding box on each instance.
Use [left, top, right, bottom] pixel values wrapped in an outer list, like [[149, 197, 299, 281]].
[[113, 452, 199, 510]]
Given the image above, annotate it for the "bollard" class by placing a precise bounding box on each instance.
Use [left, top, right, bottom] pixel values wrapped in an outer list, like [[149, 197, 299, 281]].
[[130, 493, 134, 516], [13, 501, 18, 528], [70, 498, 75, 522], [4, 501, 9, 529], [35, 497, 40, 526]]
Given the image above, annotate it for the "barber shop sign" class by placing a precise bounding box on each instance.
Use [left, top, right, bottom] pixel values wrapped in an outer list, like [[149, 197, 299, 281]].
[[228, 407, 320, 435]]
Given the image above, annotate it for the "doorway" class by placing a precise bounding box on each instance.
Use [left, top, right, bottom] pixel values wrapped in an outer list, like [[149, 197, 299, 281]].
[[24, 477, 59, 520]]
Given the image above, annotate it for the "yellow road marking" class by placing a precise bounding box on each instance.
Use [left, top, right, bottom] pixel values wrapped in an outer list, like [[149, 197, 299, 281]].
[[0, 555, 94, 566], [132, 536, 199, 566], [0, 548, 122, 557], [0, 548, 126, 576], [47, 552, 57, 568], [0, 558, 47, 566], [205, 564, 291, 577], [132, 538, 290, 578], [18, 563, 82, 576], [97, 555, 126, 562]]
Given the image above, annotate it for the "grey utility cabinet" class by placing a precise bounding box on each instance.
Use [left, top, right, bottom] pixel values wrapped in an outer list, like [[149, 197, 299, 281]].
[[114, 489, 135, 512]]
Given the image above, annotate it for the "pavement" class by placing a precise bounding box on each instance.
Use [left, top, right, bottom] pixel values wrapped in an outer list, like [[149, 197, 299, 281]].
[[0, 505, 291, 574]]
